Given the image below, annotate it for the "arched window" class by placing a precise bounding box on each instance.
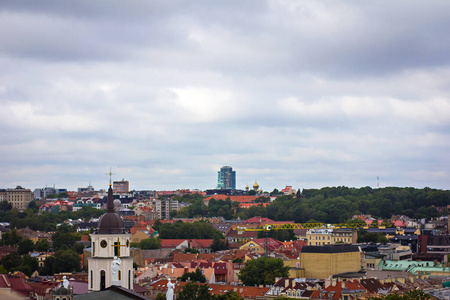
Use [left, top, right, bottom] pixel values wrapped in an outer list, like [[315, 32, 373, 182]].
[[90, 270, 93, 288], [100, 270, 106, 290], [118, 270, 121, 280]]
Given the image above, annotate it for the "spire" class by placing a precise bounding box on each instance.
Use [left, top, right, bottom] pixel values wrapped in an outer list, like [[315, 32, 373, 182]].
[[107, 184, 115, 212]]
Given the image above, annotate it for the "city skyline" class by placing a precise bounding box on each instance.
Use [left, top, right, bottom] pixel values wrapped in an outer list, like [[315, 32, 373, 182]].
[[1, 1, 449, 191]]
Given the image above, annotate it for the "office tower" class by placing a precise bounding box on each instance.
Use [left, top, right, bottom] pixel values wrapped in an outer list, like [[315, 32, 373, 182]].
[[217, 166, 236, 189]]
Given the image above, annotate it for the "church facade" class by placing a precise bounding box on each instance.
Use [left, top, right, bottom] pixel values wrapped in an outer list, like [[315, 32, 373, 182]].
[[88, 184, 133, 291]]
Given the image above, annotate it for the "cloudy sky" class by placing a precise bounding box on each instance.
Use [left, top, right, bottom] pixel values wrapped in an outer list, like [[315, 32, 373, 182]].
[[1, 1, 449, 192]]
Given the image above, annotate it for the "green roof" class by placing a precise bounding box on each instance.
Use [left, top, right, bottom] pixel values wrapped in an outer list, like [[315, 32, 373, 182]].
[[378, 260, 440, 271]]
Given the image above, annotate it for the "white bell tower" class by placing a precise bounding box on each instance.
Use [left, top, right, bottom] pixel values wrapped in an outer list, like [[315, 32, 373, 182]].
[[88, 184, 133, 291]]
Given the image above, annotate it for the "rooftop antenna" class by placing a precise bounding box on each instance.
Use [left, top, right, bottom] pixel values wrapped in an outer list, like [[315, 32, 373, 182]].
[[377, 176, 379, 188]]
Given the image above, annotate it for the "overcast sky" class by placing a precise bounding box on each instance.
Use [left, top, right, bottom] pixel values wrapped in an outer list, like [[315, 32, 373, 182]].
[[1, 1, 449, 192]]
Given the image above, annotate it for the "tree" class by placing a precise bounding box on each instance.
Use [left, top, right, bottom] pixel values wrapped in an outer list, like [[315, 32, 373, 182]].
[[0, 229, 22, 246], [371, 290, 430, 300], [140, 237, 161, 249], [211, 236, 229, 252], [0, 253, 22, 272], [184, 248, 200, 254], [52, 226, 78, 251], [0, 265, 7, 274], [238, 257, 289, 286], [232, 258, 243, 263], [404, 289, 430, 300], [18, 239, 35, 255], [36, 239, 50, 252], [270, 189, 280, 196], [40, 256, 55, 276], [214, 292, 244, 300], [19, 254, 39, 276], [153, 219, 162, 232], [0, 200, 12, 212], [178, 267, 207, 283], [72, 242, 85, 254], [177, 282, 212, 300], [53, 249, 81, 273], [155, 293, 166, 300]]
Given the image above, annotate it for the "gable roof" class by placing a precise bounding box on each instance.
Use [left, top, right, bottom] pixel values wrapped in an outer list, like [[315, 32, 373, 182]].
[[190, 239, 213, 248], [160, 239, 188, 248]]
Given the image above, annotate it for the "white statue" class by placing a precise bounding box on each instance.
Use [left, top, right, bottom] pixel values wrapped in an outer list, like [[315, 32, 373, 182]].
[[62, 276, 69, 289], [111, 256, 121, 282], [166, 278, 175, 300]]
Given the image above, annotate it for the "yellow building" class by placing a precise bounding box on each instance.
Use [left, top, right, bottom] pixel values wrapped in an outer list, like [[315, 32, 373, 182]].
[[240, 239, 265, 254], [307, 228, 357, 246], [300, 245, 361, 279], [131, 231, 151, 244], [6, 186, 32, 211]]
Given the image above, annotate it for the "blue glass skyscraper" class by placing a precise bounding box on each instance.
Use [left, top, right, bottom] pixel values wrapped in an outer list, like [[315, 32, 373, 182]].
[[217, 166, 236, 189]]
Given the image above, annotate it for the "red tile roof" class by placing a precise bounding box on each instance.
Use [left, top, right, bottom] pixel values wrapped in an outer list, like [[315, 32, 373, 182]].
[[160, 239, 188, 248], [0, 275, 33, 297], [190, 239, 213, 249], [214, 262, 227, 275]]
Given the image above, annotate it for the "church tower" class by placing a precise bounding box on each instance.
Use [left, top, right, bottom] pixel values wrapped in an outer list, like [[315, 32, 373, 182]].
[[88, 184, 133, 291]]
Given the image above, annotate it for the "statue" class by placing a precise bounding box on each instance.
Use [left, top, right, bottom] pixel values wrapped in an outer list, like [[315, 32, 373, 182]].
[[166, 277, 175, 300], [62, 276, 69, 289], [111, 256, 121, 282]]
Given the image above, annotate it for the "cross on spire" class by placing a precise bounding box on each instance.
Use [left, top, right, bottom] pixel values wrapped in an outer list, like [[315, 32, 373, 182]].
[[106, 167, 115, 186], [111, 237, 127, 257]]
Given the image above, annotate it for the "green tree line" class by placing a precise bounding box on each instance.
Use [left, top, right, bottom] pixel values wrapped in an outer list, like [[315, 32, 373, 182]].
[[173, 187, 450, 224]]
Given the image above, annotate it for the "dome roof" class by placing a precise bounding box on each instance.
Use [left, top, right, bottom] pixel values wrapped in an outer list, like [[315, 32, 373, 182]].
[[97, 185, 124, 234], [253, 182, 259, 187]]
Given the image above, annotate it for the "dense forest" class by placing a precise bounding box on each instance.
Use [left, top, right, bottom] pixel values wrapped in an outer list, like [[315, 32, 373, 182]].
[[174, 186, 450, 224]]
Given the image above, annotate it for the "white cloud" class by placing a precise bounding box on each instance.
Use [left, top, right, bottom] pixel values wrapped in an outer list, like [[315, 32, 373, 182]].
[[0, 1, 449, 191]]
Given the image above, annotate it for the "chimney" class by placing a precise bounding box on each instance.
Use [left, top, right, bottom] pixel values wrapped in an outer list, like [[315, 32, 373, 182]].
[[341, 281, 345, 289]]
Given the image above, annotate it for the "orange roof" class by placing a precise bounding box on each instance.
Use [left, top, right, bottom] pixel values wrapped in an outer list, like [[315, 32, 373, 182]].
[[239, 203, 269, 208], [172, 253, 197, 262], [394, 220, 407, 227], [204, 195, 257, 203], [160, 239, 188, 248], [190, 239, 213, 248], [240, 286, 270, 298]]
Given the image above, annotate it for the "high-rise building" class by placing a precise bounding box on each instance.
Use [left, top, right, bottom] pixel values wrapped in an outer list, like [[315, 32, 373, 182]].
[[154, 198, 179, 220], [217, 166, 236, 190]]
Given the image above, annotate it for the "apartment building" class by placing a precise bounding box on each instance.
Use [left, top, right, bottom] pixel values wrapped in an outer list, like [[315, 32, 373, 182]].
[[154, 198, 179, 220], [6, 186, 33, 211]]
